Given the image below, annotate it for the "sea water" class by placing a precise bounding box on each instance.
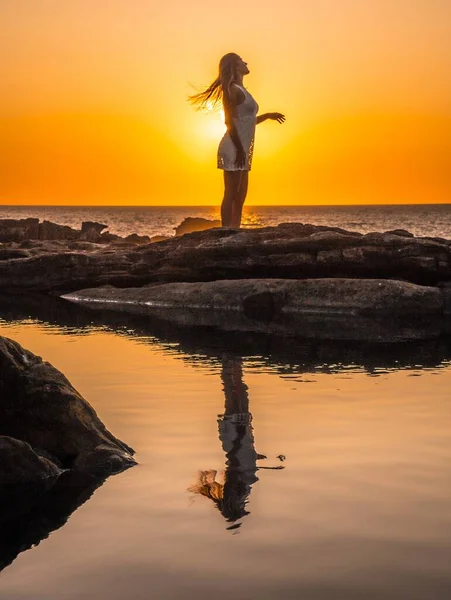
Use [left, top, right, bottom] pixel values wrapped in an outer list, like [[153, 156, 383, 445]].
[[0, 204, 450, 239], [1, 204, 451, 598]]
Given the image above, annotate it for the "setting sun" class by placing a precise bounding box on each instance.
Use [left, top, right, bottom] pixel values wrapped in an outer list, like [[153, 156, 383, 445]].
[[202, 103, 226, 140]]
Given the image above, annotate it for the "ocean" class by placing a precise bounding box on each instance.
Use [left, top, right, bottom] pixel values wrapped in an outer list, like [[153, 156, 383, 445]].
[[1, 202, 451, 599], [1, 204, 450, 239]]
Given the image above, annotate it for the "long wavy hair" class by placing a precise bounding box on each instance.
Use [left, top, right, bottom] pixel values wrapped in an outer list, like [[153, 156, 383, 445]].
[[188, 53, 241, 111]]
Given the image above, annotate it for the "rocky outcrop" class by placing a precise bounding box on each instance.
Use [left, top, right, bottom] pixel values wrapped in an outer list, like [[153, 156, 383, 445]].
[[0, 335, 136, 483], [81, 221, 108, 234], [0, 223, 450, 292], [79, 221, 109, 243], [0, 218, 40, 242], [149, 234, 170, 243], [79, 228, 102, 243], [63, 278, 444, 318], [125, 233, 151, 244], [100, 231, 121, 242], [0, 218, 83, 243], [0, 218, 148, 246], [38, 220, 80, 241], [62, 279, 449, 342], [174, 217, 221, 236]]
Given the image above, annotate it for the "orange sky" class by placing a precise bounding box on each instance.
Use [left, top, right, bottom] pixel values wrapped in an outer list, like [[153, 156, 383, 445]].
[[1, 0, 450, 206]]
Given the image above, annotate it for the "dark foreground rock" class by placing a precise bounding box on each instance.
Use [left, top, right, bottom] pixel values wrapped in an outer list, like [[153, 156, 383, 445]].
[[0, 335, 136, 483], [0, 334, 137, 571], [1, 223, 450, 292], [0, 436, 62, 485]]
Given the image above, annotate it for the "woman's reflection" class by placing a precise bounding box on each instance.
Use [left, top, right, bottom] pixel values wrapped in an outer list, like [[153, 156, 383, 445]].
[[189, 355, 284, 529]]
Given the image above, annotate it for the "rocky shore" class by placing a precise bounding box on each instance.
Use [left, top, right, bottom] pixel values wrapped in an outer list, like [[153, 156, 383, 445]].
[[0, 220, 450, 287], [0, 216, 450, 338]]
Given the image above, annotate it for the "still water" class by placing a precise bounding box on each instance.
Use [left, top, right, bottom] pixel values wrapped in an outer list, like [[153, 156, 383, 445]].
[[1, 303, 451, 599]]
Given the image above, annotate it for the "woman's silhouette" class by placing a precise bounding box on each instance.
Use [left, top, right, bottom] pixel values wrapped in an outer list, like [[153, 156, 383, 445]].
[[189, 53, 285, 228], [188, 356, 284, 529]]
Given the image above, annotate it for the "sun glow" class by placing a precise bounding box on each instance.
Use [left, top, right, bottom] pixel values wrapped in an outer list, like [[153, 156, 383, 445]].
[[2, 1, 450, 205], [203, 102, 226, 140]]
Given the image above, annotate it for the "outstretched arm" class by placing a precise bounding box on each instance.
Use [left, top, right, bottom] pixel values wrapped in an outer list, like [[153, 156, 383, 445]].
[[257, 112, 286, 124]]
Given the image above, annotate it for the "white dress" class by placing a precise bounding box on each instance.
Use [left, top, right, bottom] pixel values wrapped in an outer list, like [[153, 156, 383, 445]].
[[217, 84, 259, 172]]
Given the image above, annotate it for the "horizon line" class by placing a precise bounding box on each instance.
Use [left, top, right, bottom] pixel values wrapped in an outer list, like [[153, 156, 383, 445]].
[[1, 202, 450, 209]]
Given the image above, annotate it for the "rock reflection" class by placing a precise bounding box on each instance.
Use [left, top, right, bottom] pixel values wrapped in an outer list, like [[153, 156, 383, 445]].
[[189, 356, 283, 530], [0, 471, 107, 572], [1, 294, 451, 376]]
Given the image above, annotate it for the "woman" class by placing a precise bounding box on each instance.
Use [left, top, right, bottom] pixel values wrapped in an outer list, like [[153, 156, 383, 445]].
[[189, 53, 285, 228]]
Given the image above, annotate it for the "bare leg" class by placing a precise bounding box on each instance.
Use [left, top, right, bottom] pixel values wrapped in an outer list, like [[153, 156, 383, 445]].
[[231, 171, 249, 228], [221, 171, 242, 227]]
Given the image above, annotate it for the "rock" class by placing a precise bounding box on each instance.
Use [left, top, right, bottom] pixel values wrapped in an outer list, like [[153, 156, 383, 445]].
[[0, 331, 137, 570], [38, 220, 79, 241], [0, 248, 31, 260], [22, 241, 72, 256], [0, 251, 122, 291], [440, 282, 451, 314], [81, 221, 108, 234], [56, 283, 448, 342], [149, 235, 171, 243], [73, 443, 137, 474], [63, 278, 444, 318], [100, 231, 121, 242], [3, 290, 451, 360], [317, 249, 342, 267], [174, 217, 221, 236], [0, 218, 109, 245], [385, 229, 414, 237], [0, 223, 450, 292], [124, 233, 151, 244], [79, 227, 102, 243], [0, 335, 136, 478], [0, 218, 39, 242], [0, 436, 62, 485], [19, 239, 66, 250], [107, 241, 138, 248], [68, 241, 102, 251]]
